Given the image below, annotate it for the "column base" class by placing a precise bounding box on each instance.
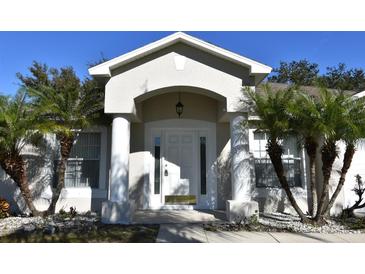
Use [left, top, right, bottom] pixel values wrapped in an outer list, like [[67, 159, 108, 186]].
[[226, 200, 259, 223], [101, 201, 131, 224]]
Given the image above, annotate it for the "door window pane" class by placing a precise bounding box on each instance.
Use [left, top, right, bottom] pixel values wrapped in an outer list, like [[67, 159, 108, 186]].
[[154, 137, 161, 194]]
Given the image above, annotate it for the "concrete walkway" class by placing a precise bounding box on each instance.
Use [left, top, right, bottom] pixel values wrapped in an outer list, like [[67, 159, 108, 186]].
[[132, 209, 226, 224], [156, 224, 365, 243]]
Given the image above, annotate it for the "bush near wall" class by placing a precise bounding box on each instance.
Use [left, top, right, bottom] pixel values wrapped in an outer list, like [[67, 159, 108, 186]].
[[0, 198, 10, 218]]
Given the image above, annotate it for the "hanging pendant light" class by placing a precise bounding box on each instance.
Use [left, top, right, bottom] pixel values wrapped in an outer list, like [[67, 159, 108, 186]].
[[176, 92, 184, 118]]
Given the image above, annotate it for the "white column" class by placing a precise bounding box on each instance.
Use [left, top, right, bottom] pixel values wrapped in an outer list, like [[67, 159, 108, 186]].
[[101, 114, 131, 224], [110, 115, 130, 203], [230, 113, 251, 201]]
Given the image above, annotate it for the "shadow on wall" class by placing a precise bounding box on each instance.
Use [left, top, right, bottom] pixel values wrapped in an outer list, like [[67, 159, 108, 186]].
[[0, 137, 54, 214], [250, 146, 309, 215], [128, 152, 151, 216], [0, 175, 22, 213], [211, 132, 309, 214], [252, 186, 308, 215], [213, 140, 232, 210], [129, 173, 149, 213]]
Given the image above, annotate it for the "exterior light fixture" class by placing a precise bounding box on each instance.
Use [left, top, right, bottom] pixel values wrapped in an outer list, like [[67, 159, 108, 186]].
[[176, 92, 184, 118]]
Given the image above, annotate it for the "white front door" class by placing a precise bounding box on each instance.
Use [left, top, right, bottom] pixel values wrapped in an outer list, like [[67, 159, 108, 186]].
[[145, 119, 217, 210], [163, 130, 197, 199]]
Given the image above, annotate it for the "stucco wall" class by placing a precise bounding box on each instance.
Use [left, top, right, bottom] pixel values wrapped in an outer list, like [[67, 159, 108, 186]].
[[105, 43, 255, 115], [129, 151, 149, 212]]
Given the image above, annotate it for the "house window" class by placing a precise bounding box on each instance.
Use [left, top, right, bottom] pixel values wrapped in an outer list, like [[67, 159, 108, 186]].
[[154, 137, 161, 194], [55, 132, 101, 188], [252, 132, 302, 188], [200, 136, 207, 195]]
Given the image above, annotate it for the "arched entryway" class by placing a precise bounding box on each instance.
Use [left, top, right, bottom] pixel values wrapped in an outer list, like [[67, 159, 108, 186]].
[[134, 87, 225, 210]]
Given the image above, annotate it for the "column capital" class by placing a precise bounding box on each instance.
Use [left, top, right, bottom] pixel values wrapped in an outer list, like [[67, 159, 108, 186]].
[[112, 113, 132, 121]]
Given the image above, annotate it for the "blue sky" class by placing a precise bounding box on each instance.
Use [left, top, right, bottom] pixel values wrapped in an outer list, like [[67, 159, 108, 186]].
[[1, 31, 365, 95]]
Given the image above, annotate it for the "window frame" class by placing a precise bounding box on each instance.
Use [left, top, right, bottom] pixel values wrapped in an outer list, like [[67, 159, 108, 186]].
[[248, 129, 306, 189], [54, 127, 107, 190]]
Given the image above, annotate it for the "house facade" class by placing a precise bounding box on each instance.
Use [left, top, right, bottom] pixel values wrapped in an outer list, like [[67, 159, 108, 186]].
[[1, 32, 364, 223]]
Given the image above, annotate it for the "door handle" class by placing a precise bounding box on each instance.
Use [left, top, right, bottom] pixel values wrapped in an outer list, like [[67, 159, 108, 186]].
[[164, 164, 168, 176]]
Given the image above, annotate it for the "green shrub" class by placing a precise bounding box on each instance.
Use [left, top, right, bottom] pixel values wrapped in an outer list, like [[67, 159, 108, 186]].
[[0, 198, 10, 218], [58, 206, 78, 219]]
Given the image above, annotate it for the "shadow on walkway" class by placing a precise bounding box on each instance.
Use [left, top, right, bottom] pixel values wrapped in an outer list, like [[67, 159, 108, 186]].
[[132, 209, 226, 225]]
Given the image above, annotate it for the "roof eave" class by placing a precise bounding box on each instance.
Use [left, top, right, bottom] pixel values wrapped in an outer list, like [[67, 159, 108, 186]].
[[88, 32, 272, 79]]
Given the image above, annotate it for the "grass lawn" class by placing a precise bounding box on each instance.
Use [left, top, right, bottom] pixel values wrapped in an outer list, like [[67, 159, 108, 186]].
[[0, 223, 159, 243]]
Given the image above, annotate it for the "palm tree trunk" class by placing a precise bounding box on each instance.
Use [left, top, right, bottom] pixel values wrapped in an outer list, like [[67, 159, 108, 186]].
[[315, 141, 337, 223], [18, 168, 41, 216], [0, 153, 41, 216], [323, 143, 355, 216], [47, 134, 74, 215], [304, 138, 318, 217], [267, 140, 311, 223]]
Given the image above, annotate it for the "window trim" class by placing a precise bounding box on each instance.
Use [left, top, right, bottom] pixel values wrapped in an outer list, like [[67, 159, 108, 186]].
[[248, 129, 306, 189]]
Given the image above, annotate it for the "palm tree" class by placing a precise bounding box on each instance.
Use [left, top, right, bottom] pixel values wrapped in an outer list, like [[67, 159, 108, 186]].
[[19, 62, 104, 215], [244, 84, 311, 223], [314, 88, 351, 222], [0, 90, 49, 216], [322, 95, 365, 216], [287, 91, 322, 217]]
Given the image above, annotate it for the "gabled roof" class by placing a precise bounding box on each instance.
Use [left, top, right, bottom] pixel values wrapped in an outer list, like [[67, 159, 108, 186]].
[[257, 82, 357, 97], [88, 32, 272, 80]]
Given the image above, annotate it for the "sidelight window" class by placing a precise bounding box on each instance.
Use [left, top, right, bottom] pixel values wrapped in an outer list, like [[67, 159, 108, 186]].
[[154, 137, 161, 194], [200, 136, 207, 195]]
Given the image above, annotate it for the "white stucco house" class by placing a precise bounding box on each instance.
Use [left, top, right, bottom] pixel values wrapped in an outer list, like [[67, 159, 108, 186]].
[[1, 32, 364, 223]]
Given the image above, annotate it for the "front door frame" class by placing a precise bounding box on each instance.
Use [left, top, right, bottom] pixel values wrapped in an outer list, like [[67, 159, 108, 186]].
[[144, 119, 217, 210]]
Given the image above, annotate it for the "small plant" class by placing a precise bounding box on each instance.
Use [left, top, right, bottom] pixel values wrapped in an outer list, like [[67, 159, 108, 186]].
[[233, 213, 260, 231], [69, 207, 77, 218], [248, 214, 259, 225], [0, 198, 10, 218], [342, 174, 365, 218], [58, 206, 78, 219]]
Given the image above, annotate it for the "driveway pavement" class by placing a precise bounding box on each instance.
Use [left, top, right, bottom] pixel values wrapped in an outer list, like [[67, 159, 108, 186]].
[[156, 224, 365, 243]]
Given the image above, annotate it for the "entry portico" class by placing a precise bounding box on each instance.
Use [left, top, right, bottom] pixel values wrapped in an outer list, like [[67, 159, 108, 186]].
[[89, 32, 272, 223]]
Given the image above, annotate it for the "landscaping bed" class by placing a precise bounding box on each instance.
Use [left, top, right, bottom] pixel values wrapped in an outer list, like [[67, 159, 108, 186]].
[[0, 213, 159, 243], [203, 212, 365, 234]]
